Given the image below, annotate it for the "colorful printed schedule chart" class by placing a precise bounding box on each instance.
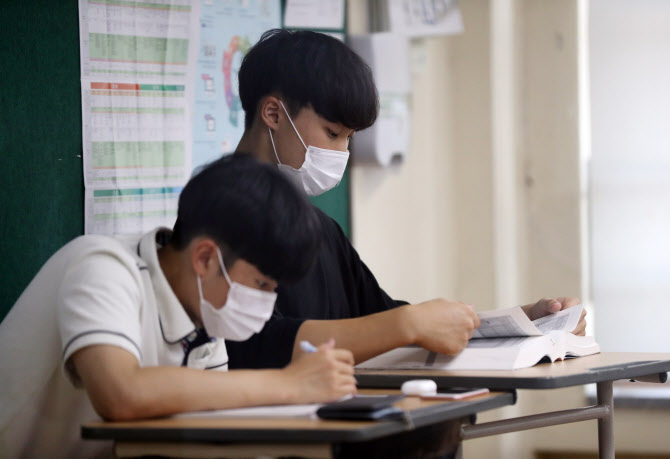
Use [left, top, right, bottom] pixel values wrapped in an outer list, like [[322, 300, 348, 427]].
[[85, 186, 183, 235], [79, 0, 193, 79], [79, 0, 200, 234], [82, 82, 188, 186]]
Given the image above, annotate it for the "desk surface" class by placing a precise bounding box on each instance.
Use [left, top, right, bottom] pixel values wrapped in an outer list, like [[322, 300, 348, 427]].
[[356, 352, 670, 390], [82, 389, 514, 444]]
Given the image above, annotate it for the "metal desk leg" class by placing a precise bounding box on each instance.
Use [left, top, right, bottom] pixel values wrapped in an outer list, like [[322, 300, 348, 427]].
[[454, 443, 463, 459], [597, 381, 614, 459]]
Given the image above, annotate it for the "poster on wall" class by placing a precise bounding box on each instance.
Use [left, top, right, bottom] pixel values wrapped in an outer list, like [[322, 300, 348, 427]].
[[78, 0, 200, 234], [388, 0, 463, 37], [79, 0, 281, 235], [192, 0, 280, 170]]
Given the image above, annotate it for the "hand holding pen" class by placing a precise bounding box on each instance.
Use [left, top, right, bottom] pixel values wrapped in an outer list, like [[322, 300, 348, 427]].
[[300, 339, 327, 353], [284, 338, 356, 403]]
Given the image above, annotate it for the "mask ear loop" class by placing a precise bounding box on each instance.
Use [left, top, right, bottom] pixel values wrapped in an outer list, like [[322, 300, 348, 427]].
[[268, 128, 282, 165], [215, 246, 232, 287], [268, 128, 281, 164], [279, 100, 307, 150], [196, 275, 205, 302]]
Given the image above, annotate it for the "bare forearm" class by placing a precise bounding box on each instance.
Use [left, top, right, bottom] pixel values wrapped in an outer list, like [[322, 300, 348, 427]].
[[293, 305, 416, 364], [115, 367, 294, 419], [74, 346, 295, 421]]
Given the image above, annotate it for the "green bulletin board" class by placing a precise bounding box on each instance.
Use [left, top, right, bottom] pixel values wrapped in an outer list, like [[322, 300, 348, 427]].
[[0, 0, 351, 322], [0, 1, 84, 322]]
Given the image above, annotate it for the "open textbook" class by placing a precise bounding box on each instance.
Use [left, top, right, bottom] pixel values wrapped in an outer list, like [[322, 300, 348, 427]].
[[357, 304, 599, 371]]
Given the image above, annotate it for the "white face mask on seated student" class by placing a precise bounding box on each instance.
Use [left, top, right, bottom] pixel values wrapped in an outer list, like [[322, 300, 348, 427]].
[[196, 247, 277, 341], [268, 100, 350, 197]]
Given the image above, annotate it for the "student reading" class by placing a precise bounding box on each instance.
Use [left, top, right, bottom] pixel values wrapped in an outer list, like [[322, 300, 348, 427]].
[[227, 29, 587, 369], [0, 155, 356, 459]]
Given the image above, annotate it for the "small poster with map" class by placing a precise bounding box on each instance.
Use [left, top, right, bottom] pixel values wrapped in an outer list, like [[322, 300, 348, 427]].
[[192, 0, 281, 170]]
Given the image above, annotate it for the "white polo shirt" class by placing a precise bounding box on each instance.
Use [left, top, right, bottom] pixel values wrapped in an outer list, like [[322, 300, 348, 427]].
[[0, 228, 228, 459]]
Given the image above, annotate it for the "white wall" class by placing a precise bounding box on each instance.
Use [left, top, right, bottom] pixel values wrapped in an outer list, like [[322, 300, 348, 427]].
[[347, 0, 670, 457]]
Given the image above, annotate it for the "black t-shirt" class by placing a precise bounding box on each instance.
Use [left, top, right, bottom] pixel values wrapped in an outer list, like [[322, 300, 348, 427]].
[[226, 207, 406, 369]]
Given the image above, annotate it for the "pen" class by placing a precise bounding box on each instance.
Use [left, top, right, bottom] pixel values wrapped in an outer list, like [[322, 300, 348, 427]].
[[300, 340, 318, 353]]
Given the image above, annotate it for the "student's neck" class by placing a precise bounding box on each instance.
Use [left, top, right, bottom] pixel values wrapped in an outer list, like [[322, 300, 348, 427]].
[[235, 125, 277, 165], [157, 244, 203, 327]]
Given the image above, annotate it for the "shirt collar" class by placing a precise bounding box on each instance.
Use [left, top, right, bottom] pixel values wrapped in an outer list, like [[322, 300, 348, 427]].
[[138, 227, 196, 343]]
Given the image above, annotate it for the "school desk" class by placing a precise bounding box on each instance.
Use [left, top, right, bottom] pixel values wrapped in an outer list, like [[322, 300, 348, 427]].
[[355, 352, 670, 459], [81, 388, 514, 459]]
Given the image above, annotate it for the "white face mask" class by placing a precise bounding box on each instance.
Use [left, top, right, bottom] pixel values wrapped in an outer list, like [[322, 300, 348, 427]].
[[197, 247, 277, 341], [268, 100, 350, 196]]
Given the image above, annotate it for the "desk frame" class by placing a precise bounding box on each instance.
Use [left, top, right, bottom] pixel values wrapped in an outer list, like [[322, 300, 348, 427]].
[[355, 352, 670, 459], [456, 380, 614, 459]]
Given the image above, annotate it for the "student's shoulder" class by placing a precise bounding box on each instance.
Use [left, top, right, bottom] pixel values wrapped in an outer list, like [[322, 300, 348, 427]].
[[61, 234, 144, 272], [309, 204, 356, 257], [66, 233, 135, 254], [310, 204, 343, 233]]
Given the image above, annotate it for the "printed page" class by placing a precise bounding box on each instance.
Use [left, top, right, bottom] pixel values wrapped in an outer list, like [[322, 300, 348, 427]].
[[79, 0, 200, 234], [84, 187, 182, 235], [284, 0, 345, 30], [532, 304, 583, 334], [466, 337, 528, 349], [356, 346, 432, 370], [472, 306, 542, 338], [388, 0, 464, 37]]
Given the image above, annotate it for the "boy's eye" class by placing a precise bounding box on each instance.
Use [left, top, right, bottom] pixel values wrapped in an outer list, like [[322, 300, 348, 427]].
[[327, 128, 338, 138]]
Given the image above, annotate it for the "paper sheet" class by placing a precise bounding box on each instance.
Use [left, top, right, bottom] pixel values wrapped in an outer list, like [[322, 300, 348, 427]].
[[79, 0, 200, 234], [176, 403, 322, 419], [472, 304, 584, 338], [473, 306, 542, 338], [532, 304, 583, 335], [284, 0, 345, 30], [388, 0, 463, 37]]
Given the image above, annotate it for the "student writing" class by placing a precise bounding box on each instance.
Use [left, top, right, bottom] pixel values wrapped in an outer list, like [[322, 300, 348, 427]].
[[0, 155, 356, 459]]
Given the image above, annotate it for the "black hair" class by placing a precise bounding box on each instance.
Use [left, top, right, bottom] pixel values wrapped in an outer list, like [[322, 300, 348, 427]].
[[239, 28, 379, 131], [171, 154, 321, 283]]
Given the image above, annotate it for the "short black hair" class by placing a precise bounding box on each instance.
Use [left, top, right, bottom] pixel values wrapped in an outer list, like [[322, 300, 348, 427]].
[[239, 28, 379, 131], [171, 154, 321, 283]]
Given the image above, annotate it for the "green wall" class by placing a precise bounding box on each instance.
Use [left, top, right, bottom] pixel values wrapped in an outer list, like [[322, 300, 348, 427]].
[[0, 1, 84, 321]]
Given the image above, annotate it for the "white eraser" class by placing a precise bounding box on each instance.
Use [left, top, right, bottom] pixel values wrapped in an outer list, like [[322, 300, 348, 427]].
[[401, 379, 437, 396]]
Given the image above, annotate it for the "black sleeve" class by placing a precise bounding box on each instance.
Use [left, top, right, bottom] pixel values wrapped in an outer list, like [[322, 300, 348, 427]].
[[226, 316, 304, 369], [227, 209, 407, 370]]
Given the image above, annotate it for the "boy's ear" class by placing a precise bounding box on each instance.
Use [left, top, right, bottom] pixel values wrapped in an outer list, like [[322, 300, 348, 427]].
[[191, 239, 219, 280], [259, 96, 281, 131]]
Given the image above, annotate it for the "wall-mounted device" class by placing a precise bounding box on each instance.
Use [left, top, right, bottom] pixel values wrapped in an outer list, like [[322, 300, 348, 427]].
[[348, 32, 411, 166]]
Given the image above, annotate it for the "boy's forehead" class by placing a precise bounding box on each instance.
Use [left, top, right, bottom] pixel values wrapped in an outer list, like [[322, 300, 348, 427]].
[[295, 105, 354, 131]]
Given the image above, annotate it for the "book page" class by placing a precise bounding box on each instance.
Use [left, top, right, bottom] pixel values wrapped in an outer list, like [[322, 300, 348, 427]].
[[472, 306, 542, 338], [357, 346, 434, 370], [472, 304, 584, 338], [466, 337, 528, 348], [532, 304, 583, 334]]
